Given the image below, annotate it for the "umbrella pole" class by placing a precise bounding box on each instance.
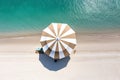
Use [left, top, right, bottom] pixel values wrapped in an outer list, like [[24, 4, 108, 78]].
[[54, 59, 58, 62]]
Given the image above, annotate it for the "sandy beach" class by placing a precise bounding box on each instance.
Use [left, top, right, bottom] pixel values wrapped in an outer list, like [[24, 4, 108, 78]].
[[0, 0, 120, 79], [0, 32, 120, 80]]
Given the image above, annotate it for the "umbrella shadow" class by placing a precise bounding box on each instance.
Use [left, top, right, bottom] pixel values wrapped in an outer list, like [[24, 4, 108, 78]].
[[38, 49, 70, 71]]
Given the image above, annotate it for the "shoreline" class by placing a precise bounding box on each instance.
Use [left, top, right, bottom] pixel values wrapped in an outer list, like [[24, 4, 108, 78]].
[[0, 31, 120, 54], [0, 28, 120, 38]]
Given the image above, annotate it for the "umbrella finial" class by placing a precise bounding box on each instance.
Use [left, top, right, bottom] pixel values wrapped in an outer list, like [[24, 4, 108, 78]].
[[56, 36, 60, 41]]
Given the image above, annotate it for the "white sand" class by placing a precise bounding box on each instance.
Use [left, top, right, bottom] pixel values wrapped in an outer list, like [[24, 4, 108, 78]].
[[0, 33, 120, 80]]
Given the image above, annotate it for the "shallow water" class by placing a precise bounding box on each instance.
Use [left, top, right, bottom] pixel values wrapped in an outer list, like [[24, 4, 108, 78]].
[[0, 0, 120, 35]]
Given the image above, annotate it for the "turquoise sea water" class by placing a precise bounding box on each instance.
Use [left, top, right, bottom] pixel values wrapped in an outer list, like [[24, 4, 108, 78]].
[[0, 0, 120, 35]]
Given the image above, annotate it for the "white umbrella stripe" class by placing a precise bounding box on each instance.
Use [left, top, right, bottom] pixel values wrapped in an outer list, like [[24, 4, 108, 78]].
[[46, 40, 55, 48], [42, 40, 55, 52], [58, 41, 62, 51], [58, 24, 67, 36], [43, 44, 49, 52], [61, 38, 76, 44], [49, 42, 57, 58], [52, 23, 58, 36], [43, 27, 56, 37], [61, 29, 75, 38], [40, 36, 55, 42], [59, 51, 65, 59], [58, 42, 65, 59], [60, 41, 73, 54]]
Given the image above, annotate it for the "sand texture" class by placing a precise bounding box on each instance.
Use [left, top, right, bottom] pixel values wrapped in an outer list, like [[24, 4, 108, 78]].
[[0, 33, 120, 80]]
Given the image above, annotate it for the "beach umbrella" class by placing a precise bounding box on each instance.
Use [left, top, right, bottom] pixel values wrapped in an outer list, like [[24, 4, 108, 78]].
[[40, 23, 76, 59]]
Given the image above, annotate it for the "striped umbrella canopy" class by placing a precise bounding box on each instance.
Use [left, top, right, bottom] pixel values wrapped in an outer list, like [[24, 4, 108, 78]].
[[40, 23, 76, 59]]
